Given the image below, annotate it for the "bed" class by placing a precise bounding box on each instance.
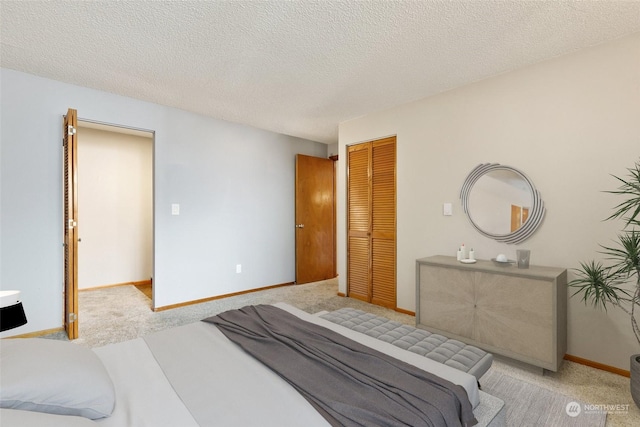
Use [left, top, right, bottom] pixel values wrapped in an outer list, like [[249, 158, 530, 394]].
[[0, 303, 505, 426]]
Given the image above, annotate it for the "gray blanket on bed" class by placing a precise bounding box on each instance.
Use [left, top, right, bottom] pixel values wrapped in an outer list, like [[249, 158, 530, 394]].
[[204, 305, 477, 427]]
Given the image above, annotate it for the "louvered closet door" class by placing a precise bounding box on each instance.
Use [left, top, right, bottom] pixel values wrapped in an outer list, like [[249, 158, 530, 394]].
[[347, 137, 396, 308], [63, 108, 79, 339], [371, 138, 396, 308], [347, 144, 371, 301]]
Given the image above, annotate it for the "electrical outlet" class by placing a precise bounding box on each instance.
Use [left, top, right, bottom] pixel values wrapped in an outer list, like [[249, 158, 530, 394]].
[[443, 203, 453, 216], [236, 264, 242, 274]]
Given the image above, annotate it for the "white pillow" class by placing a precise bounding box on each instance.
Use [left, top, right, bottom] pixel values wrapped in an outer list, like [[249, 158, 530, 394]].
[[0, 408, 98, 426], [0, 338, 115, 419]]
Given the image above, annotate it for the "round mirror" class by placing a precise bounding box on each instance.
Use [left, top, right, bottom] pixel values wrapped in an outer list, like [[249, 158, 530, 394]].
[[460, 163, 545, 244]]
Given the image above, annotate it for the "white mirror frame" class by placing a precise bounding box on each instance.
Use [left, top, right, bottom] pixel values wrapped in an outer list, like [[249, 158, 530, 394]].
[[460, 163, 545, 244]]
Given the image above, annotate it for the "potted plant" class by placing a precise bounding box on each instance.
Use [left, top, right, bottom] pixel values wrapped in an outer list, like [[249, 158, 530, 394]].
[[569, 160, 640, 406]]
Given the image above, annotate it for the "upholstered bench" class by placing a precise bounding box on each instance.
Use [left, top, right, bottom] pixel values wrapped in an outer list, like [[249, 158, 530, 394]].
[[319, 307, 493, 380]]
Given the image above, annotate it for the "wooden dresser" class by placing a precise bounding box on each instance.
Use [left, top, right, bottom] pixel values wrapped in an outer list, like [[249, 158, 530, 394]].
[[416, 255, 567, 372]]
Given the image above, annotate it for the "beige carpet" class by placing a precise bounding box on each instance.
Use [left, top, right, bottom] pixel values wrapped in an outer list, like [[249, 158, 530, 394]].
[[481, 369, 605, 426], [43, 278, 638, 426]]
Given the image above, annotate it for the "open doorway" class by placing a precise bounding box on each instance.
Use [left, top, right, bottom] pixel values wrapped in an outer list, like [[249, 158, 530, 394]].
[[76, 120, 154, 308]]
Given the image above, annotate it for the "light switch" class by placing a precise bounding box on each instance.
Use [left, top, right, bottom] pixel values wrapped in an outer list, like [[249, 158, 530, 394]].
[[171, 203, 180, 215], [443, 203, 453, 216]]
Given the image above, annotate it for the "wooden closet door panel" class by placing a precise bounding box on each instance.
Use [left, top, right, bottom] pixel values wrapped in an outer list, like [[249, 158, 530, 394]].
[[347, 145, 371, 301], [371, 238, 395, 308], [348, 236, 370, 301], [371, 138, 396, 307], [347, 137, 396, 307], [63, 108, 79, 340], [371, 139, 395, 238], [347, 146, 370, 234]]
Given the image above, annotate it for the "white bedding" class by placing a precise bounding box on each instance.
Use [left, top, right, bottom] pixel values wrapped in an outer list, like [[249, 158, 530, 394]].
[[91, 303, 496, 426], [93, 338, 199, 427]]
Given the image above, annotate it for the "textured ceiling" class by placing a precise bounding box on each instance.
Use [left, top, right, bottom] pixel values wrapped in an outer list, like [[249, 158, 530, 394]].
[[1, 1, 639, 143]]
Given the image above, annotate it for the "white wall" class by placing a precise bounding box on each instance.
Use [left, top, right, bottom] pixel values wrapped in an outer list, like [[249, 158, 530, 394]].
[[338, 33, 640, 370], [0, 68, 326, 336], [327, 143, 338, 158], [77, 127, 153, 289]]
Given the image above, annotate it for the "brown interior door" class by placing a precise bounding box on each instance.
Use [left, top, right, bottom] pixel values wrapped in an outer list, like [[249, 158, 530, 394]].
[[63, 108, 79, 339], [347, 137, 396, 308], [510, 204, 530, 232], [295, 154, 336, 284]]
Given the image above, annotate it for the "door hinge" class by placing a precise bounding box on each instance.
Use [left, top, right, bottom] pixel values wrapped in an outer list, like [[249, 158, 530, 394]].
[[68, 312, 78, 323], [68, 219, 77, 229], [67, 125, 76, 136]]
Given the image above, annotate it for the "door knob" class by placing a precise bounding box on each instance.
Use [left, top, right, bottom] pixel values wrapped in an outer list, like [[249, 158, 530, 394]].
[[295, 224, 305, 228]]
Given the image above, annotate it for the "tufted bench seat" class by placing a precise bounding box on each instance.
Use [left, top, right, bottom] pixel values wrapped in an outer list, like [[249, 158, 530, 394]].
[[319, 307, 493, 380]]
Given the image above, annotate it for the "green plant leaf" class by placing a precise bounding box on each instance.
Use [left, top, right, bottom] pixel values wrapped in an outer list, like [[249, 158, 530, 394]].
[[606, 161, 640, 227], [600, 230, 640, 277], [568, 260, 631, 310]]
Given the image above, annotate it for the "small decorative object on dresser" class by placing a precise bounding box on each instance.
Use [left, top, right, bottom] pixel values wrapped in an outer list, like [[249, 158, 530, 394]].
[[516, 249, 531, 269], [416, 255, 567, 372]]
